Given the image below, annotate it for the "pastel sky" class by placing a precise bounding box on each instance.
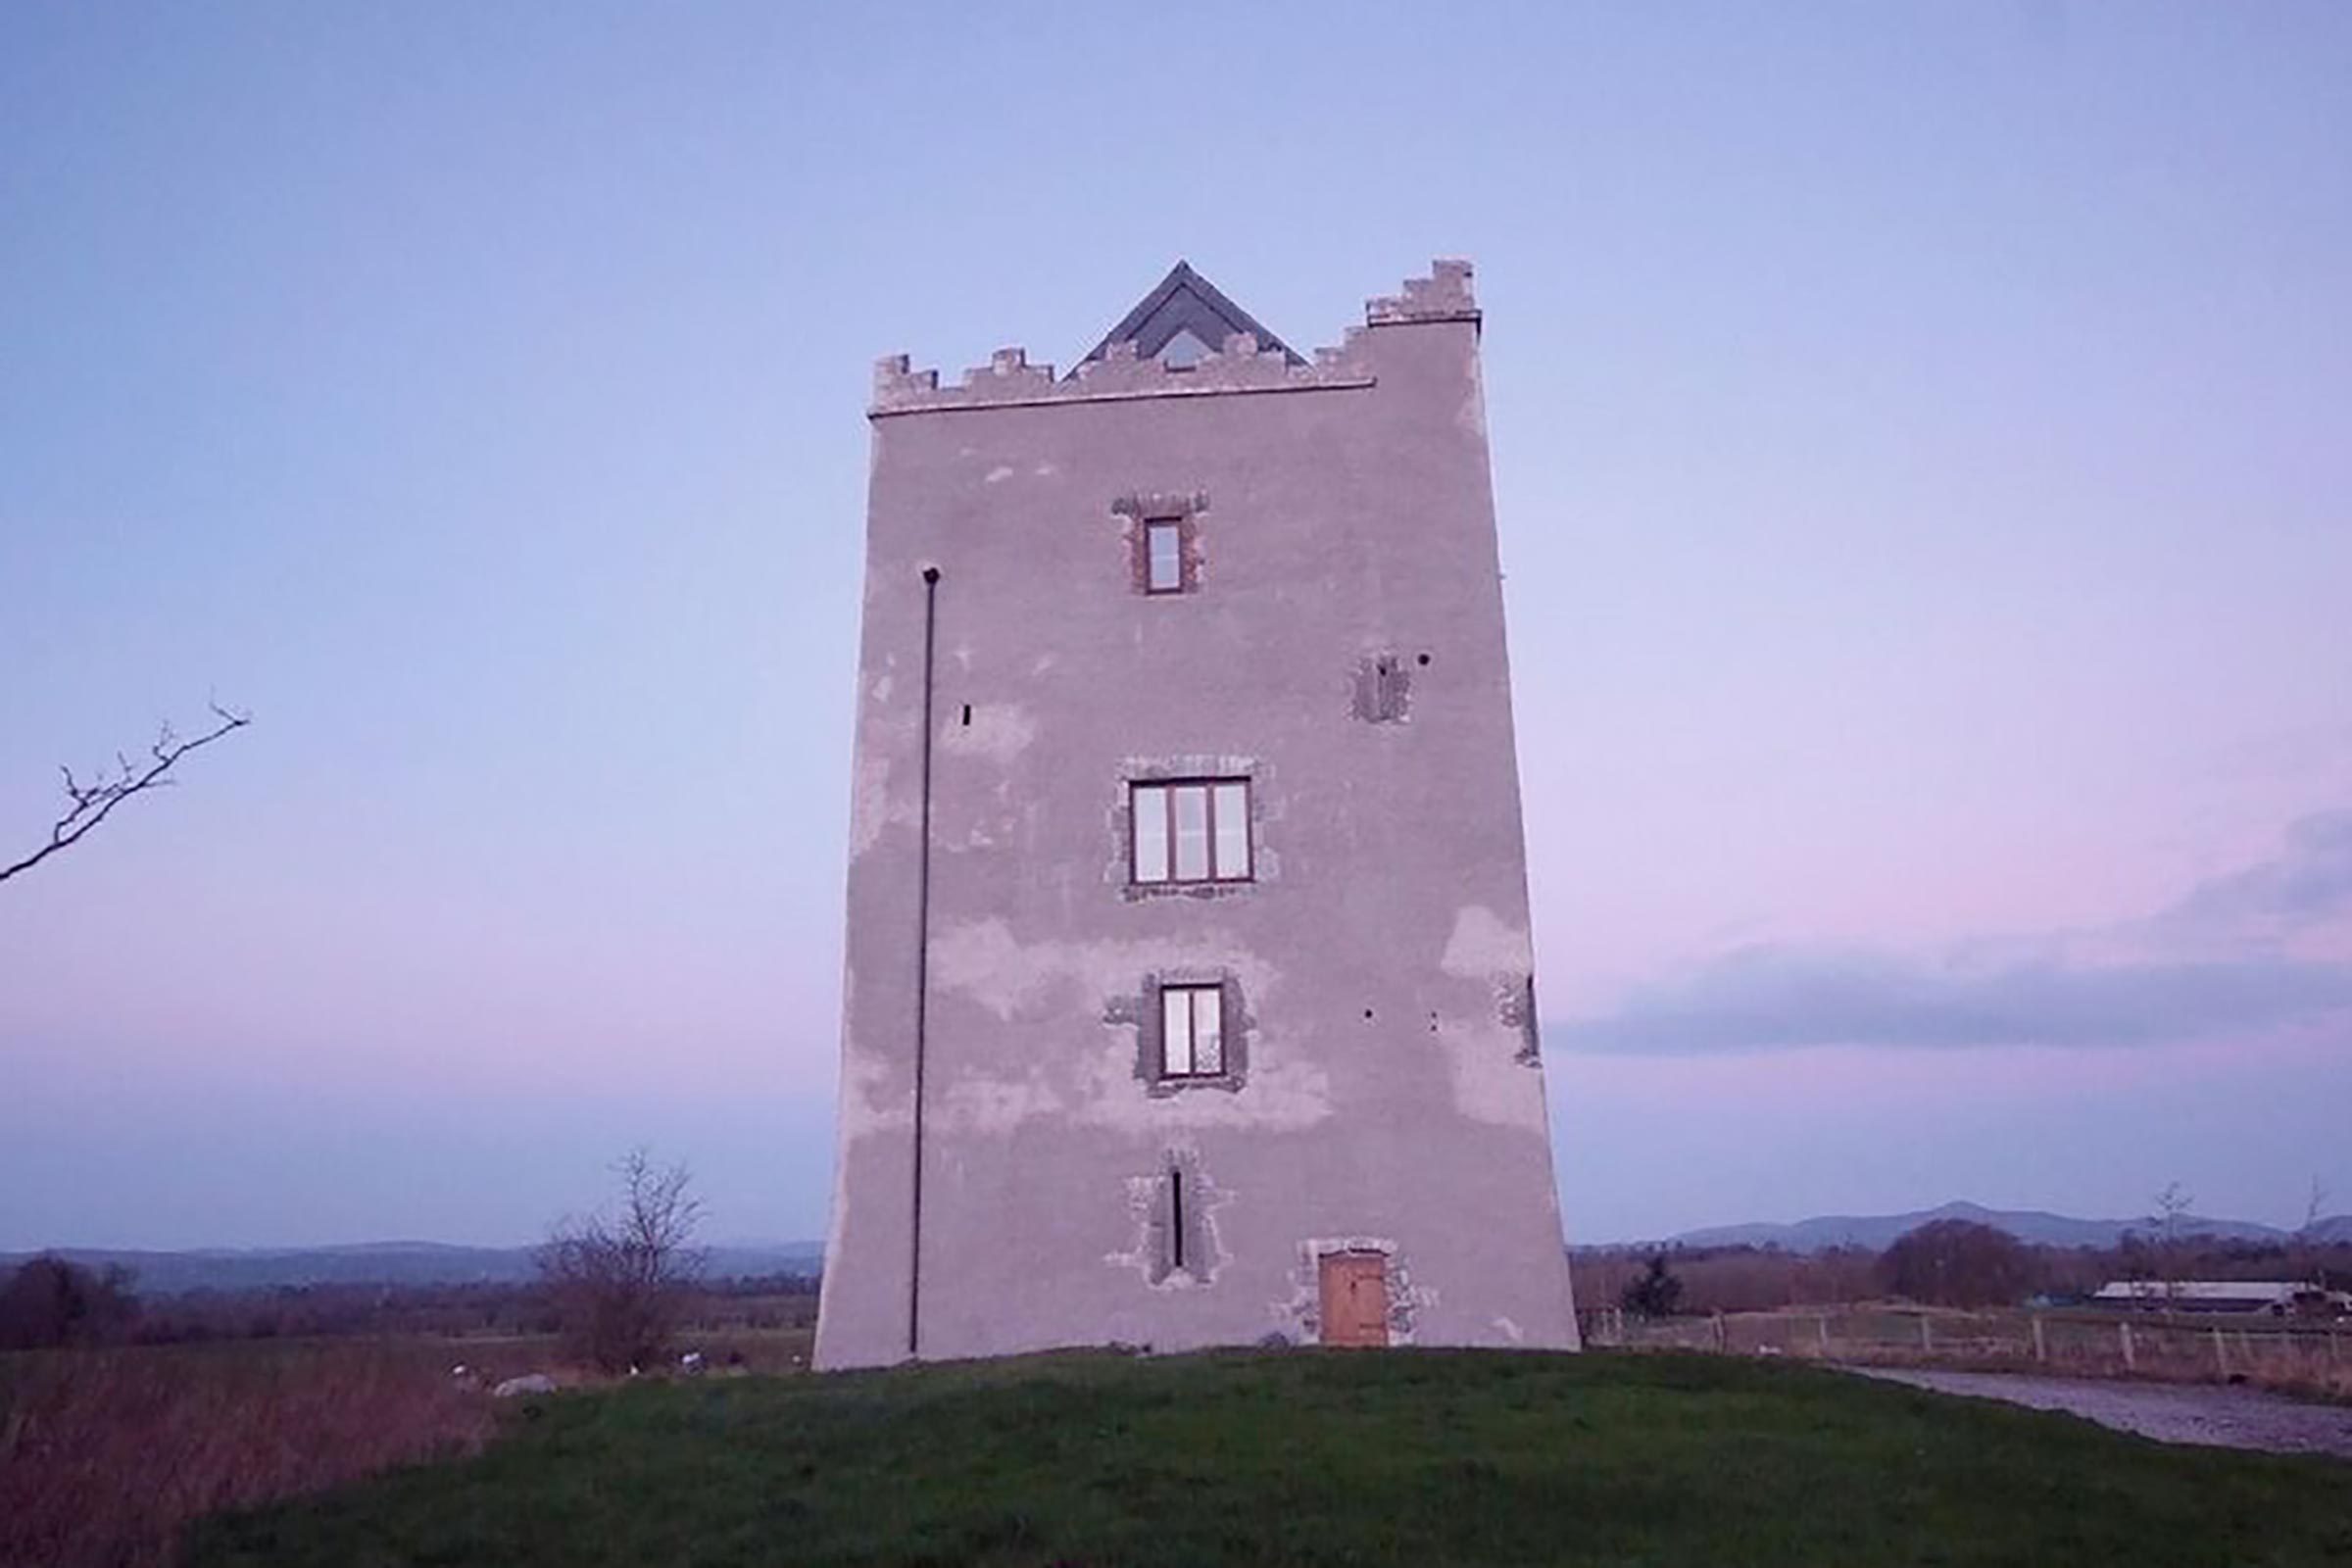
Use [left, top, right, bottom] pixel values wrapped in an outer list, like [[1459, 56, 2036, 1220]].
[[3, 4, 2347, 1250]]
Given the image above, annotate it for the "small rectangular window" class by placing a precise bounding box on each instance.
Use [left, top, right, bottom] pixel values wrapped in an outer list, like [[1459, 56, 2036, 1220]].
[[1146, 519, 1183, 593], [1130, 778, 1251, 885], [1160, 983, 1226, 1078]]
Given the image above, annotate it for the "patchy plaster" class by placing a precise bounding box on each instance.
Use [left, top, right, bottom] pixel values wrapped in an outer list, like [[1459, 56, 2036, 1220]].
[[1442, 906, 1534, 977], [940, 702, 1036, 763], [935, 1069, 1066, 1136], [1433, 1016, 1549, 1130], [922, 919, 1330, 1133], [836, 1038, 912, 1140]]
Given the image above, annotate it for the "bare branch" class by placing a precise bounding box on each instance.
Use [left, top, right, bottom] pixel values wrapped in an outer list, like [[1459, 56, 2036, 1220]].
[[1, 705, 251, 886]]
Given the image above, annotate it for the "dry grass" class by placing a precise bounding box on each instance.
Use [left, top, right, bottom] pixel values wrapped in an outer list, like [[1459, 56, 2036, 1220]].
[[0, 1326, 817, 1568], [0, 1339, 493, 1568]]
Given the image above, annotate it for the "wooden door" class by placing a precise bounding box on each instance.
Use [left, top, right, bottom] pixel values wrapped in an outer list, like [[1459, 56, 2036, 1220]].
[[1318, 1252, 1390, 1348]]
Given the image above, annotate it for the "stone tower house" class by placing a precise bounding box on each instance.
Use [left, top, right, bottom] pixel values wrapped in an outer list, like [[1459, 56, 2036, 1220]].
[[813, 260, 1579, 1368]]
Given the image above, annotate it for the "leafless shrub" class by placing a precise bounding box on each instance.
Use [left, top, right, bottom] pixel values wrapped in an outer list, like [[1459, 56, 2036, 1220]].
[[536, 1150, 707, 1373]]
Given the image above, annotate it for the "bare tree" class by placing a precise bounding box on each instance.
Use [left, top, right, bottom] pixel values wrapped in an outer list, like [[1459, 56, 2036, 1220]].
[[1, 703, 251, 886], [2294, 1176, 2331, 1288], [2151, 1181, 2194, 1308], [537, 1150, 707, 1373]]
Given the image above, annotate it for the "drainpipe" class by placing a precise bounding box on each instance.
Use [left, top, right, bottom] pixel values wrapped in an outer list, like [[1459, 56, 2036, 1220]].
[[907, 564, 941, 1359]]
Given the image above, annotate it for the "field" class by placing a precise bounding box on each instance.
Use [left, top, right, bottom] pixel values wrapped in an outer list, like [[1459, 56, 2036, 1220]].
[[181, 1348, 2352, 1568]]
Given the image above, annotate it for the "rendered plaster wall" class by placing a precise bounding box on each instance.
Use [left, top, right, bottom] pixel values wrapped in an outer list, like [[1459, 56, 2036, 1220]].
[[813, 264, 1579, 1368]]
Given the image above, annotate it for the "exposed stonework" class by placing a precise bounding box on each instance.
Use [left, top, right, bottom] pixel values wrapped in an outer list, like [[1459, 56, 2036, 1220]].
[[1111, 492, 1209, 597], [1106, 1145, 1231, 1292], [1105, 969, 1254, 1098], [1277, 1237, 1436, 1347], [1350, 653, 1413, 724]]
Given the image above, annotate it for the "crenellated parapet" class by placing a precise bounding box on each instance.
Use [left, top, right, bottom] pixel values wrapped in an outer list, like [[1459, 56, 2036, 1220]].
[[870, 261, 1476, 416], [1366, 259, 1479, 326]]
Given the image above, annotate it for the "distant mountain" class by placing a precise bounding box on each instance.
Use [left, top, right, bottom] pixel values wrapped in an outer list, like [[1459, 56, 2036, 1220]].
[[0, 1240, 822, 1297], [1652, 1200, 2322, 1254]]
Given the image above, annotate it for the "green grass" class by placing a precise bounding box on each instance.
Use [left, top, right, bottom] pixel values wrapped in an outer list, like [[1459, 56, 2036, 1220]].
[[187, 1349, 2352, 1568]]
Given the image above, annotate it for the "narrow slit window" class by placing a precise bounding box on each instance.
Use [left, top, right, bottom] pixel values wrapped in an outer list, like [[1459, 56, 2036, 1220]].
[[1169, 1168, 1187, 1270], [1129, 778, 1250, 886], [1145, 519, 1183, 594], [1159, 983, 1226, 1079]]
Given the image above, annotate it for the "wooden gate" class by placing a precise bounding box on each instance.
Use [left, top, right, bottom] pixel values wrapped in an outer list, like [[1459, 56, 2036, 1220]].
[[1318, 1251, 1391, 1348]]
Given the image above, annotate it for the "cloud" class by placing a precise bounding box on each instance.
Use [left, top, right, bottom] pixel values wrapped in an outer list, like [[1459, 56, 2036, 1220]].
[[1551, 947, 2352, 1054], [2158, 809, 2352, 936], [1554, 809, 2352, 1055]]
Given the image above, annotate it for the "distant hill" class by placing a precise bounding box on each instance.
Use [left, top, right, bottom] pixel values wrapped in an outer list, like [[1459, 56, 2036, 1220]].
[[0, 1240, 822, 1296], [1651, 1200, 2334, 1254]]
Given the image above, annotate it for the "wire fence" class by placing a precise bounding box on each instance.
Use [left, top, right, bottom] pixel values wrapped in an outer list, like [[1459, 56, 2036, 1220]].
[[1585, 1305, 2352, 1396]]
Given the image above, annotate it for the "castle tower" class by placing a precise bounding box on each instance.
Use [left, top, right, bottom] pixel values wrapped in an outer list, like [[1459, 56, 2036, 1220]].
[[814, 260, 1579, 1367]]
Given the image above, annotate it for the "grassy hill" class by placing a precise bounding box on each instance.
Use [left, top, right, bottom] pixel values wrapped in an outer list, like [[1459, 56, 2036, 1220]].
[[185, 1349, 2350, 1567]]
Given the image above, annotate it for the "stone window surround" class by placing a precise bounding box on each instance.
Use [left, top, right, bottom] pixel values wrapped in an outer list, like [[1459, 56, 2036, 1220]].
[[1128, 776, 1252, 887], [1111, 491, 1206, 597], [1129, 969, 1251, 1098], [1111, 755, 1273, 902], [1156, 980, 1228, 1079]]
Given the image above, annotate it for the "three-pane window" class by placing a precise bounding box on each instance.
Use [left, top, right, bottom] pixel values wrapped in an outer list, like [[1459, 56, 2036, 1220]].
[[1131, 779, 1250, 884], [1160, 984, 1225, 1077], [1145, 519, 1183, 593]]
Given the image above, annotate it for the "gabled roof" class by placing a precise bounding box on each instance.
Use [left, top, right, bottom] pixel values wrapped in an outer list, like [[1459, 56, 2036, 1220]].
[[1073, 261, 1304, 373]]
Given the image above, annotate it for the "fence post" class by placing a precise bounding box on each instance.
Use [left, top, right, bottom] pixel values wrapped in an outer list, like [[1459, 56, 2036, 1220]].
[[1920, 1315, 1933, 1354], [2033, 1314, 2046, 1364], [1817, 1314, 1831, 1356], [2211, 1326, 2226, 1376], [1712, 1311, 1726, 1352], [2120, 1320, 2136, 1372]]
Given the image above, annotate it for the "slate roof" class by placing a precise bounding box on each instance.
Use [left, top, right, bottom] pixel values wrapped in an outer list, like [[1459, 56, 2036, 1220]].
[[1072, 261, 1304, 373]]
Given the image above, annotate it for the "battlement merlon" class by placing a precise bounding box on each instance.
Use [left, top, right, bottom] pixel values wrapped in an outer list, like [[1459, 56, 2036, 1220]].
[[1365, 259, 1480, 327], [868, 261, 1475, 417]]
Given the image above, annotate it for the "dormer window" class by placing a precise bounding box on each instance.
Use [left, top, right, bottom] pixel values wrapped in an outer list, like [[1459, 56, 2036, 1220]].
[[1158, 327, 1217, 369]]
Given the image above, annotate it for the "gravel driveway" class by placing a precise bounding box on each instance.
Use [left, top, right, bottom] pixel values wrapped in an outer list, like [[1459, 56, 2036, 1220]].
[[1847, 1367, 2352, 1459]]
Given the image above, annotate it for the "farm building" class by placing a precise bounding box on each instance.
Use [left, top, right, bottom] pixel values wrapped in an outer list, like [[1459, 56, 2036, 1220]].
[[812, 260, 1579, 1368], [2090, 1281, 2352, 1317]]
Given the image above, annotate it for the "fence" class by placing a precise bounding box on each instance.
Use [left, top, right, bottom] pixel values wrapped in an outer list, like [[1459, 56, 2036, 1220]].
[[1586, 1305, 2352, 1395]]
